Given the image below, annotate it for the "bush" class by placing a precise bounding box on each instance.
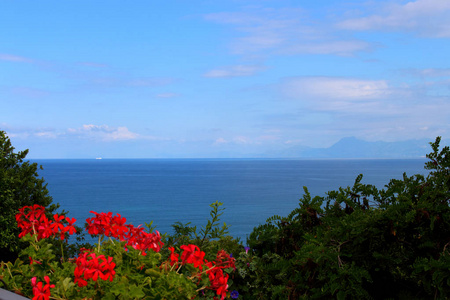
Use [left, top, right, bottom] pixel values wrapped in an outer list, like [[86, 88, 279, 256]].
[[234, 137, 450, 299], [0, 204, 238, 299], [0, 130, 56, 262]]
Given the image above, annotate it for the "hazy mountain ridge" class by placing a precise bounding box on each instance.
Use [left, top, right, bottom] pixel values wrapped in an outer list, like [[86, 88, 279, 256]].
[[277, 137, 440, 158]]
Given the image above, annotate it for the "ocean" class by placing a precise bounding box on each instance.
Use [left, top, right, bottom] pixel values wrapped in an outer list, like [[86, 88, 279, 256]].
[[34, 159, 428, 241]]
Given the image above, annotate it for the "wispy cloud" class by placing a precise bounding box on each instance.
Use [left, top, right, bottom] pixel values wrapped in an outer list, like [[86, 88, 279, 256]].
[[403, 68, 450, 78], [281, 40, 372, 56], [278, 76, 431, 116], [0, 53, 33, 63], [67, 124, 170, 142], [212, 133, 281, 147], [5, 124, 170, 143], [68, 125, 139, 141], [205, 7, 373, 57], [10, 87, 49, 98], [34, 131, 58, 139], [77, 62, 108, 68], [3, 126, 60, 139], [213, 137, 228, 145], [127, 78, 175, 87], [204, 64, 266, 78], [282, 76, 390, 100], [156, 92, 179, 98], [88, 77, 175, 88], [233, 136, 251, 144], [337, 0, 450, 38], [276, 74, 450, 142], [0, 52, 175, 93]]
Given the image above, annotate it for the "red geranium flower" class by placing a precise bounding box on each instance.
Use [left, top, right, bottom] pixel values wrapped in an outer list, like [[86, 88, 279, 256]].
[[31, 276, 54, 300], [180, 244, 205, 269], [207, 267, 229, 300], [125, 225, 164, 254], [73, 250, 116, 286], [168, 247, 179, 266], [64, 216, 77, 235], [215, 250, 236, 270], [16, 205, 77, 241]]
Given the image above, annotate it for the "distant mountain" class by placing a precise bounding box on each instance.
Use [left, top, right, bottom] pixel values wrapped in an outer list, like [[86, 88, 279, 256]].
[[281, 137, 436, 158]]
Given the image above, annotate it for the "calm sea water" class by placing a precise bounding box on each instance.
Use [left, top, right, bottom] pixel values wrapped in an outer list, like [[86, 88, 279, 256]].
[[34, 159, 428, 241]]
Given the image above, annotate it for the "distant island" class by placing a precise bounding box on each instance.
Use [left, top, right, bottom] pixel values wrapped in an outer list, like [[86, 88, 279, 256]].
[[270, 137, 438, 159]]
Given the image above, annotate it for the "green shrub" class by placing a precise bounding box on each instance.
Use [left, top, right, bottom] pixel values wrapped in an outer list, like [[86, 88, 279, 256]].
[[235, 137, 450, 299], [0, 130, 56, 262]]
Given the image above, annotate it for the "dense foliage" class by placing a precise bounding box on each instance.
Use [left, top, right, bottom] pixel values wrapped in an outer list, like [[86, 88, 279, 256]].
[[0, 130, 56, 262], [0, 203, 238, 299], [233, 137, 450, 299]]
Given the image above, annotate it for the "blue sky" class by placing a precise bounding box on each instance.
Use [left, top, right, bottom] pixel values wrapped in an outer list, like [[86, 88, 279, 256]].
[[1, 0, 450, 158]]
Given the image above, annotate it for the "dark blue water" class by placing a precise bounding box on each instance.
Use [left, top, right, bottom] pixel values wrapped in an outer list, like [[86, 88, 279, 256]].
[[34, 159, 428, 241]]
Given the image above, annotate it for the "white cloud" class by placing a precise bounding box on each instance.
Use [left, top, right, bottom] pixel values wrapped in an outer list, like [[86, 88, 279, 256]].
[[77, 62, 108, 68], [337, 0, 450, 37], [275, 73, 450, 143], [407, 68, 450, 77], [88, 77, 174, 88], [213, 137, 228, 145], [156, 93, 179, 98], [11, 87, 49, 98], [205, 7, 373, 57], [127, 78, 174, 87], [69, 124, 139, 141], [205, 8, 306, 53], [284, 139, 303, 145], [233, 136, 250, 144], [212, 134, 281, 146], [106, 126, 139, 140], [283, 77, 390, 100], [256, 135, 279, 142], [3, 126, 60, 139], [278, 76, 422, 117], [204, 65, 266, 78], [283, 40, 372, 56], [6, 124, 170, 144], [0, 53, 32, 63], [34, 131, 58, 139]]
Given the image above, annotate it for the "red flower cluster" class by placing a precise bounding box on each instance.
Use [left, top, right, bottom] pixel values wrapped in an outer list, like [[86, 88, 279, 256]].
[[125, 225, 163, 255], [204, 250, 235, 300], [74, 250, 116, 287], [31, 276, 54, 300], [215, 250, 236, 270], [180, 244, 206, 268], [16, 206, 236, 300], [168, 245, 235, 300], [168, 247, 180, 266], [86, 211, 164, 255], [207, 267, 229, 300], [86, 211, 128, 240], [16, 205, 76, 241]]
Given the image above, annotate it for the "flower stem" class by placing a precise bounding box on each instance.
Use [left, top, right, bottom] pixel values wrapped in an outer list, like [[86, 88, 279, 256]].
[[188, 265, 216, 280], [97, 235, 102, 253], [60, 241, 65, 263]]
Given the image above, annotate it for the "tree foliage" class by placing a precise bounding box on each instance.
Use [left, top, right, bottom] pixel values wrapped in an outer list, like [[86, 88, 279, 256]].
[[165, 200, 243, 264], [231, 137, 450, 299], [0, 130, 56, 261]]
